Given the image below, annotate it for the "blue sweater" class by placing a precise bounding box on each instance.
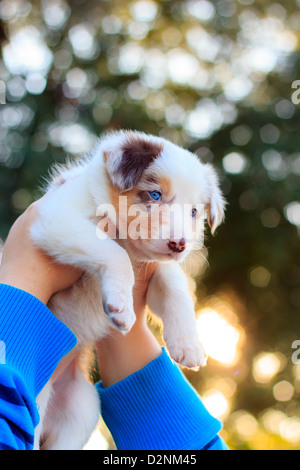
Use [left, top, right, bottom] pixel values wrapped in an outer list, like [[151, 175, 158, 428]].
[[0, 283, 228, 450]]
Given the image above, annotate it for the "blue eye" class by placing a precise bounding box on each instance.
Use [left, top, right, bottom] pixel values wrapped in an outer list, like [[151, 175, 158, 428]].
[[149, 191, 162, 201], [191, 208, 198, 218]]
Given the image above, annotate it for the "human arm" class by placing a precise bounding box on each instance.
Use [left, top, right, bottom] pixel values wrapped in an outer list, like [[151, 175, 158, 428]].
[[0, 201, 228, 450], [0, 203, 80, 449], [96, 265, 228, 451]]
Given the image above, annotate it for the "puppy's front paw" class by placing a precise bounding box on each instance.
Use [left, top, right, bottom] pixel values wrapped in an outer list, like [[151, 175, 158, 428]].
[[166, 337, 208, 370], [102, 289, 136, 334], [103, 299, 136, 334]]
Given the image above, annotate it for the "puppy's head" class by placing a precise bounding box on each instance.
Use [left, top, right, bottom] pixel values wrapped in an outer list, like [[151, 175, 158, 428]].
[[102, 131, 225, 262]]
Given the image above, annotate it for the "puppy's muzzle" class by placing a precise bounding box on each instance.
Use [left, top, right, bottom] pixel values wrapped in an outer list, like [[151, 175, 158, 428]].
[[167, 238, 186, 253]]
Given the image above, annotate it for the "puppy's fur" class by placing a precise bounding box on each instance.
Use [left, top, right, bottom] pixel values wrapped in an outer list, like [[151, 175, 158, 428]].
[[30, 130, 225, 449]]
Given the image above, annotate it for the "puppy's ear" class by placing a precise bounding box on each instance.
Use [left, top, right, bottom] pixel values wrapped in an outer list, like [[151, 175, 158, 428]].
[[104, 134, 163, 191], [204, 164, 226, 234]]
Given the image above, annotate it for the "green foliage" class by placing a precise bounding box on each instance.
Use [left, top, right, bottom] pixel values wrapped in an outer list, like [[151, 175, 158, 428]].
[[1, 0, 300, 450]]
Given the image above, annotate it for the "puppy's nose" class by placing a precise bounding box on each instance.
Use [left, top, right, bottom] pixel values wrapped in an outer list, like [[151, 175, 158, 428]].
[[168, 238, 186, 253]]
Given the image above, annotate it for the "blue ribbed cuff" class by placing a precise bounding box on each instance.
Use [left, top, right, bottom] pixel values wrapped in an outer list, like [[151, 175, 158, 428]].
[[0, 284, 77, 397], [96, 348, 222, 450], [204, 435, 229, 450]]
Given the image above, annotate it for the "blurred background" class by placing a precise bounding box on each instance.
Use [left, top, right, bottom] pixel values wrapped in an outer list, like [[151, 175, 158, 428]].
[[1, 0, 300, 450]]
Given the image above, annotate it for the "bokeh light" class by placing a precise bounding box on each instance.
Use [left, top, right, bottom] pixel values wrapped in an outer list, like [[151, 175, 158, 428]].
[[252, 352, 282, 384], [273, 380, 294, 402], [1, 0, 300, 451], [222, 151, 248, 174], [3, 26, 53, 76], [284, 202, 300, 228], [202, 390, 230, 419]]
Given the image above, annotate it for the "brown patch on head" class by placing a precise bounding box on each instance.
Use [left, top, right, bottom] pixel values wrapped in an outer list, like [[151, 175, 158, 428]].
[[107, 179, 143, 238], [143, 174, 159, 185], [107, 178, 121, 215], [107, 177, 139, 215], [123, 187, 152, 240], [117, 135, 163, 191], [124, 187, 138, 212], [158, 176, 173, 199]]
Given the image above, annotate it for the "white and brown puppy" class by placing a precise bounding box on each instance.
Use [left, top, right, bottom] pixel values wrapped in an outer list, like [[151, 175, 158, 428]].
[[31, 130, 225, 449]]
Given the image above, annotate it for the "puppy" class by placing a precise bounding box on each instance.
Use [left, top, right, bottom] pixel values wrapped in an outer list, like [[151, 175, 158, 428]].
[[30, 130, 225, 449]]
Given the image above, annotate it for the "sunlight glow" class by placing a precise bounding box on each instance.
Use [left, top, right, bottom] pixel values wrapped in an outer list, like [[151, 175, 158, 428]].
[[83, 428, 109, 450], [202, 390, 229, 419], [197, 307, 242, 365]]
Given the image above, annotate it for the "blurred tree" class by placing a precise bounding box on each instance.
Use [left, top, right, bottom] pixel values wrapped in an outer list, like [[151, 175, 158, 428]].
[[1, 0, 300, 450]]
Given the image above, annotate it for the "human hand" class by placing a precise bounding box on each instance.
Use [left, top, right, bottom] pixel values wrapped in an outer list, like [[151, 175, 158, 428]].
[[0, 199, 83, 305], [0, 201, 162, 386]]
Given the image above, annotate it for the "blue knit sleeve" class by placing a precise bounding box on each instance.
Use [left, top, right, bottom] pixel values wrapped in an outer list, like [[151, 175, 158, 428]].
[[96, 348, 227, 450], [0, 284, 77, 450]]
